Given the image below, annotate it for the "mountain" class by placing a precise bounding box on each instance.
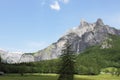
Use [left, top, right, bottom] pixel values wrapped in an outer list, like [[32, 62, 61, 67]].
[[0, 18, 120, 63], [1, 34, 120, 74], [0, 50, 34, 63], [34, 18, 120, 61], [0, 50, 23, 63]]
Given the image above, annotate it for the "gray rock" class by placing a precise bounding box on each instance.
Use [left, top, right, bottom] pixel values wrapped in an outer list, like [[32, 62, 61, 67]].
[[1, 18, 120, 63], [96, 18, 104, 26], [0, 71, 4, 75], [19, 53, 34, 63], [0, 51, 24, 63], [0, 50, 35, 64], [34, 18, 120, 61]]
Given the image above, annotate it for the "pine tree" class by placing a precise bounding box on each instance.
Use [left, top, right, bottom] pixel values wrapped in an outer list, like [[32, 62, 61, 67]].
[[0, 56, 1, 71], [57, 42, 76, 80], [0, 56, 1, 64]]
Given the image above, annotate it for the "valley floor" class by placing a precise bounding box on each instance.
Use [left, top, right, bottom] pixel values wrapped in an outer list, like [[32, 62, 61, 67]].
[[0, 73, 120, 80]]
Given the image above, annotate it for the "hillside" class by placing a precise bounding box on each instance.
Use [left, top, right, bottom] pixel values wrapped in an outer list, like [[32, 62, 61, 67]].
[[34, 18, 120, 61], [76, 34, 120, 74], [1, 35, 120, 75], [0, 18, 120, 64]]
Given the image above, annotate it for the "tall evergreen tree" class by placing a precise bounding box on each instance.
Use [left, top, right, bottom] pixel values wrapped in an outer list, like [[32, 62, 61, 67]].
[[0, 56, 1, 64], [57, 42, 76, 80], [0, 55, 3, 72], [0, 55, 1, 70]]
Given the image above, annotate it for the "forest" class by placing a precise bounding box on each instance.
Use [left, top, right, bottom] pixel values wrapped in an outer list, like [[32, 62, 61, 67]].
[[0, 35, 120, 76]]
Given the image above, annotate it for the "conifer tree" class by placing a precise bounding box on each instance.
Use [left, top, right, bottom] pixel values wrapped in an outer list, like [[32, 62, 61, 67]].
[[57, 42, 76, 80], [0, 56, 1, 71]]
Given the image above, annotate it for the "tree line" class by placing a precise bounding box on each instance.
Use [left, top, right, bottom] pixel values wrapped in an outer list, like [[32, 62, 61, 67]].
[[0, 35, 120, 77]]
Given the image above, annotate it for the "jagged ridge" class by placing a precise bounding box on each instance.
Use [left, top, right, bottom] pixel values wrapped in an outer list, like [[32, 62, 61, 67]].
[[34, 18, 120, 61], [0, 18, 120, 63]]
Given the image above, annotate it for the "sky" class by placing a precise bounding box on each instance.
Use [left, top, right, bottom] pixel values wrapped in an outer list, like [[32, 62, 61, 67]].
[[0, 0, 120, 53]]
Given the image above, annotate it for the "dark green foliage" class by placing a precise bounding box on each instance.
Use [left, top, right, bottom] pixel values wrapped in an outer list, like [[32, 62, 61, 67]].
[[57, 43, 76, 80], [116, 68, 120, 76], [0, 56, 1, 71], [76, 35, 120, 75], [18, 65, 29, 76], [0, 35, 120, 75], [0, 56, 4, 72], [0, 56, 1, 65], [0, 59, 59, 74]]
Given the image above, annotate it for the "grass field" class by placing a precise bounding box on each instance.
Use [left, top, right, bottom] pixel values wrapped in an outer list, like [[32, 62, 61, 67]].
[[0, 73, 120, 80]]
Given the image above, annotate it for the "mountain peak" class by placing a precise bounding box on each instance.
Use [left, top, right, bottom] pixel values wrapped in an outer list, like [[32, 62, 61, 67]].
[[1, 19, 120, 63], [96, 18, 104, 26], [80, 19, 89, 27]]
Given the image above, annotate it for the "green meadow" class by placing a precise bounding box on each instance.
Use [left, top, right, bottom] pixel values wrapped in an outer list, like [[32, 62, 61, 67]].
[[0, 74, 120, 80]]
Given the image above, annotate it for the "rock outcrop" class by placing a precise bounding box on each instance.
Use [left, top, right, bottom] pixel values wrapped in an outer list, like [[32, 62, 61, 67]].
[[34, 18, 120, 61], [0, 50, 24, 63], [19, 53, 34, 63], [1, 18, 120, 63], [0, 50, 34, 63]]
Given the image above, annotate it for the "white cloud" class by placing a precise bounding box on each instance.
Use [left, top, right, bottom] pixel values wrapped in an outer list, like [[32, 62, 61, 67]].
[[41, 0, 69, 11], [50, 1, 60, 11]]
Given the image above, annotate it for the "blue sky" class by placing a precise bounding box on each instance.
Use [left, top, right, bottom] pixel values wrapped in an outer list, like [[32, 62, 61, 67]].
[[0, 0, 120, 52]]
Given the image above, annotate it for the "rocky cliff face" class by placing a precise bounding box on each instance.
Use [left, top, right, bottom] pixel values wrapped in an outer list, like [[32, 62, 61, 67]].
[[34, 18, 120, 61], [0, 18, 120, 63], [0, 50, 24, 63], [0, 50, 34, 63], [19, 53, 34, 63]]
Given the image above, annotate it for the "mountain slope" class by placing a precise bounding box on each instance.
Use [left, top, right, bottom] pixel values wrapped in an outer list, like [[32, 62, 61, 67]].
[[0, 18, 120, 63], [0, 50, 34, 63], [34, 18, 120, 61], [2, 35, 120, 75], [0, 50, 24, 63], [76, 34, 120, 74]]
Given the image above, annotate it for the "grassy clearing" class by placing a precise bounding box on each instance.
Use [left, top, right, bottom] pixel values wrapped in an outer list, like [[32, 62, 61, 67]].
[[0, 74, 120, 80], [0, 74, 57, 80], [75, 74, 120, 80]]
